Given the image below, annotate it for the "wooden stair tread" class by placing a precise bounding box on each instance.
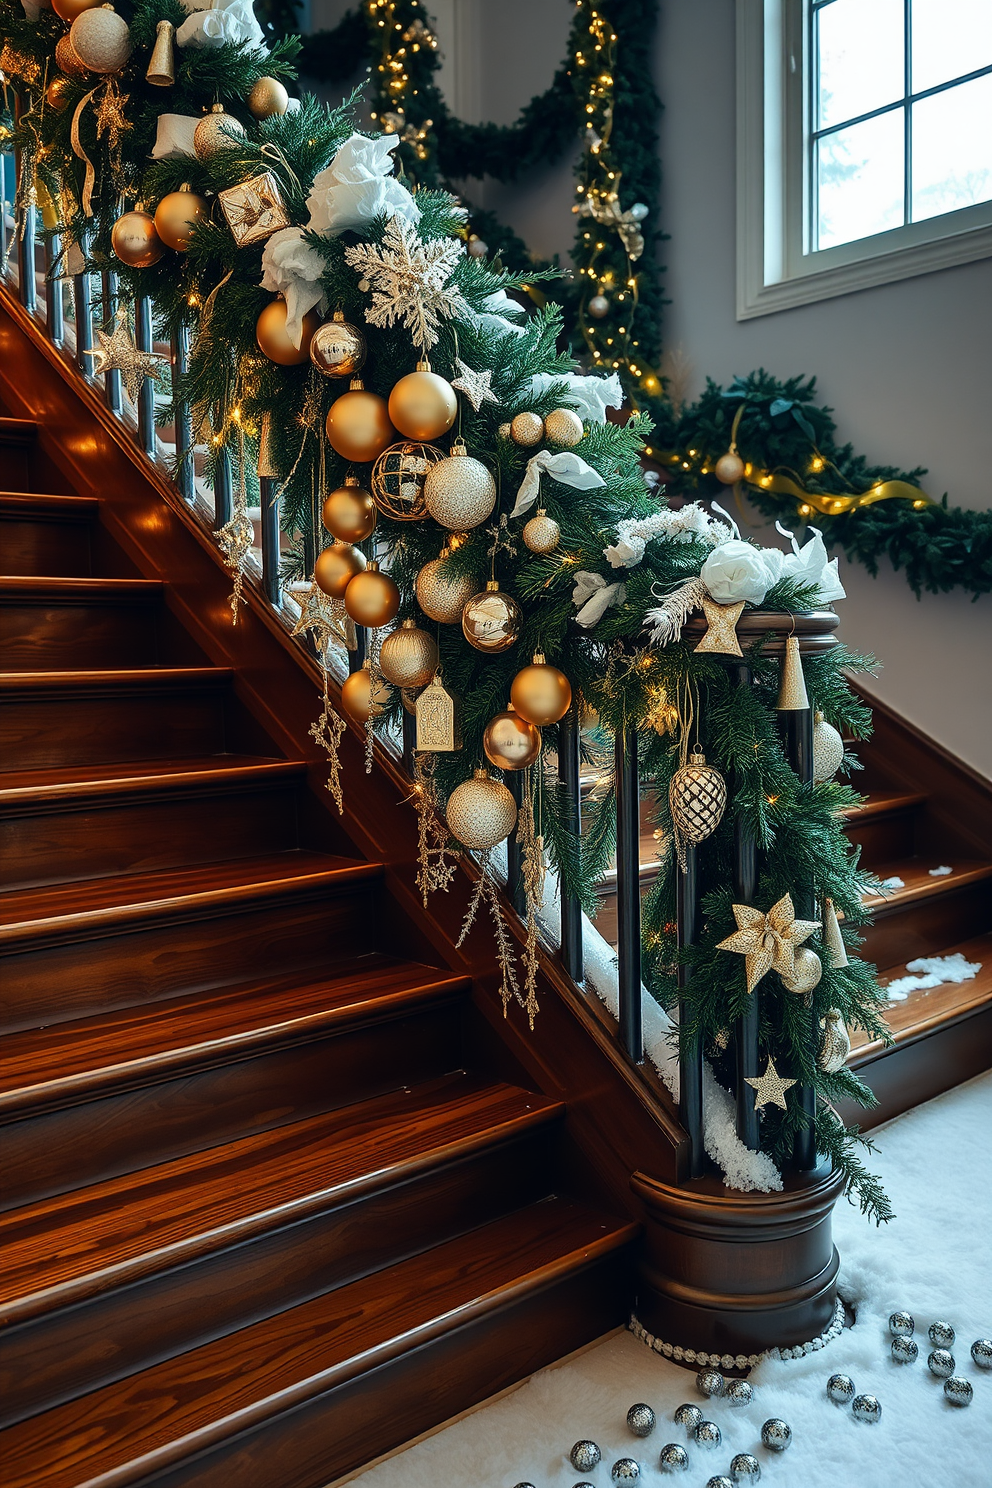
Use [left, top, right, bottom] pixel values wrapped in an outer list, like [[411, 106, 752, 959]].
[[850, 932, 992, 1058], [0, 957, 468, 1115], [0, 1198, 635, 1488], [0, 492, 98, 519], [0, 576, 162, 600], [0, 667, 232, 696], [862, 857, 992, 910], [0, 754, 302, 806], [840, 789, 927, 820], [0, 418, 37, 445], [0, 1075, 563, 1321]]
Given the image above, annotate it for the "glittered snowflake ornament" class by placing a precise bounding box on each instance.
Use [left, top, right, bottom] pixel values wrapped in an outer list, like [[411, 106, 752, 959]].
[[343, 215, 467, 352]]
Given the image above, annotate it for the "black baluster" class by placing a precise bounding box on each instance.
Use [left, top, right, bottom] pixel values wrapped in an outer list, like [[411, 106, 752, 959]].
[[778, 655, 817, 1171], [172, 324, 194, 499], [73, 230, 94, 374], [731, 660, 762, 1151], [0, 146, 10, 268], [260, 474, 281, 605], [213, 445, 232, 530], [506, 772, 527, 917], [557, 700, 584, 983], [677, 843, 704, 1176], [134, 296, 156, 457], [615, 717, 643, 1062], [101, 272, 122, 414], [349, 625, 367, 672], [46, 234, 64, 345], [12, 94, 36, 312]]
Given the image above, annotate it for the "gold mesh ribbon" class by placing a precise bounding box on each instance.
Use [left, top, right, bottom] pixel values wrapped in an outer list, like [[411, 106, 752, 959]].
[[70, 89, 98, 217]]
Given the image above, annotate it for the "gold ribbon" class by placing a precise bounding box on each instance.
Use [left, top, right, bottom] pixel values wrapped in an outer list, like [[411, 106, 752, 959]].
[[70, 88, 98, 217], [748, 471, 932, 516]]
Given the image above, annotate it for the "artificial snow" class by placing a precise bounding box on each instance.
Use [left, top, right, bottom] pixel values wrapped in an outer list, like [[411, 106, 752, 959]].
[[928, 865, 953, 876], [880, 876, 905, 890], [885, 952, 982, 1002]]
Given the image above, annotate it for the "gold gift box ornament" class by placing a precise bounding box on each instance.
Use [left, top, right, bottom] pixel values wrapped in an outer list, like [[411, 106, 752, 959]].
[[218, 171, 290, 247]]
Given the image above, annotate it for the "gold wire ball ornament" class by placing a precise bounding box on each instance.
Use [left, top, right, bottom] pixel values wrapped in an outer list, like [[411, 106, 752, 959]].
[[668, 749, 727, 860], [818, 1008, 851, 1073], [510, 411, 545, 447], [110, 210, 163, 268], [446, 768, 518, 851], [483, 707, 542, 772], [344, 560, 401, 628], [52, 0, 101, 20], [248, 75, 290, 119], [45, 75, 74, 110], [812, 710, 845, 782], [370, 440, 445, 522], [424, 440, 497, 531], [378, 619, 439, 688], [322, 475, 376, 543], [522, 509, 561, 555], [55, 34, 88, 77], [786, 946, 823, 998], [255, 300, 321, 366], [340, 664, 392, 725], [325, 380, 396, 465], [415, 549, 477, 624], [310, 311, 367, 379], [461, 580, 522, 654], [543, 408, 584, 447], [510, 653, 572, 726], [69, 6, 132, 74], [388, 362, 458, 442], [153, 186, 209, 252], [313, 540, 366, 599], [193, 103, 246, 161], [715, 450, 745, 484]]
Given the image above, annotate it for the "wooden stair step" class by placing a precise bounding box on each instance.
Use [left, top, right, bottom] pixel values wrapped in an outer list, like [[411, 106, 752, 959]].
[[852, 932, 992, 1058], [855, 856, 992, 966], [0, 667, 229, 697], [0, 1198, 636, 1488], [862, 857, 992, 909], [0, 417, 38, 446], [0, 577, 165, 670], [840, 789, 926, 865], [0, 492, 98, 518], [0, 576, 162, 601], [0, 754, 301, 803]]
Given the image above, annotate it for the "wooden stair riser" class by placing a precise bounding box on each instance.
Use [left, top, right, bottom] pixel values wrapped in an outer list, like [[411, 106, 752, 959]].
[[0, 421, 36, 490], [0, 511, 94, 577], [857, 880, 991, 968], [843, 803, 919, 866], [841, 1001, 992, 1131], [0, 594, 162, 670]]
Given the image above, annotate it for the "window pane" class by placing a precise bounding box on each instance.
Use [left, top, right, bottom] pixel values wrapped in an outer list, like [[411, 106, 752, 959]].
[[816, 0, 904, 131], [912, 73, 992, 220], [816, 109, 905, 248], [912, 0, 992, 95]]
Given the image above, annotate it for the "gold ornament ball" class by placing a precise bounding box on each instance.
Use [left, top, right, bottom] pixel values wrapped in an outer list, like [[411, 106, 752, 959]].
[[378, 619, 439, 689], [510, 655, 572, 726], [340, 665, 391, 725], [69, 7, 132, 74], [543, 407, 584, 447], [424, 444, 497, 530], [344, 562, 401, 628], [522, 509, 560, 554], [510, 411, 545, 447], [55, 34, 88, 77], [153, 189, 209, 253], [588, 293, 609, 318], [388, 367, 458, 442], [786, 946, 823, 998], [446, 769, 518, 851], [52, 0, 100, 21], [715, 451, 745, 484], [111, 210, 164, 269], [193, 104, 246, 161], [326, 385, 396, 465], [461, 582, 522, 654], [322, 477, 376, 543], [483, 708, 542, 772], [46, 75, 73, 110], [310, 315, 367, 379], [812, 711, 845, 782], [313, 540, 366, 600], [370, 441, 442, 521], [415, 551, 477, 624], [248, 75, 290, 119], [497, 422, 512, 441], [256, 300, 321, 366]]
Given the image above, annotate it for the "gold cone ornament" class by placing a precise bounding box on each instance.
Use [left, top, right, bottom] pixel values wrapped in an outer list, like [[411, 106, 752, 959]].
[[256, 300, 321, 366], [716, 892, 821, 994], [812, 710, 845, 781], [668, 749, 727, 871], [446, 768, 518, 851], [776, 635, 810, 711], [509, 654, 572, 726], [424, 441, 497, 530], [543, 408, 583, 447], [483, 707, 541, 771], [461, 581, 522, 654], [818, 1009, 851, 1073], [822, 896, 849, 968], [313, 540, 366, 600], [371, 441, 443, 521], [344, 561, 401, 628], [145, 20, 175, 86], [388, 362, 457, 441], [522, 509, 560, 554], [340, 664, 391, 725], [378, 619, 439, 688], [194, 103, 245, 160], [153, 186, 208, 252], [509, 411, 544, 447], [416, 549, 477, 624], [111, 209, 163, 268], [69, 7, 132, 74], [322, 476, 376, 543], [416, 671, 461, 751], [310, 311, 367, 379], [248, 75, 289, 118], [326, 381, 396, 465]]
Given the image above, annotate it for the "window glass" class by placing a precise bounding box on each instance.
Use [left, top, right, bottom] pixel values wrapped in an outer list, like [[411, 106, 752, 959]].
[[815, 0, 904, 130], [911, 0, 992, 94], [912, 72, 992, 221], [816, 110, 905, 249]]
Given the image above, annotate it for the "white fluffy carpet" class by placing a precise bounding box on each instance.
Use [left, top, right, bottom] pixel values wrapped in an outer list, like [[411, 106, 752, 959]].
[[342, 1070, 992, 1488]]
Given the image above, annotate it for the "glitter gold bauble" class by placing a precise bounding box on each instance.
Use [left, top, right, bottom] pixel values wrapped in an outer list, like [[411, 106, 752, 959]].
[[415, 550, 477, 624], [371, 441, 443, 522], [461, 580, 522, 654], [46, 76, 73, 110], [812, 710, 845, 782], [785, 946, 823, 997], [510, 411, 544, 447], [111, 210, 164, 269], [522, 508, 560, 554], [256, 300, 321, 366], [423, 441, 496, 530], [340, 665, 391, 725], [313, 540, 366, 599], [325, 381, 396, 465], [446, 768, 518, 851], [248, 75, 289, 119], [378, 619, 439, 688], [388, 364, 457, 442], [69, 6, 132, 74], [483, 707, 541, 771], [344, 560, 401, 628], [322, 476, 376, 543], [310, 311, 367, 379], [193, 103, 246, 161], [715, 450, 745, 484], [153, 187, 209, 252], [510, 653, 572, 726], [55, 34, 88, 76], [52, 0, 100, 21], [543, 408, 583, 447]]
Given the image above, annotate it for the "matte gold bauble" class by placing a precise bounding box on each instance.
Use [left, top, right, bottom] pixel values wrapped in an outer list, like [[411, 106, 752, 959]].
[[45, 76, 73, 111], [510, 411, 544, 447], [69, 7, 132, 74], [370, 440, 443, 521], [325, 381, 396, 464], [423, 440, 496, 530], [340, 665, 391, 725], [322, 476, 376, 543], [543, 407, 583, 447], [415, 550, 477, 623], [522, 509, 560, 554], [446, 768, 518, 851], [461, 580, 522, 654], [344, 560, 401, 628], [715, 450, 745, 484], [193, 103, 245, 161], [255, 300, 321, 366], [510, 653, 572, 726], [111, 210, 164, 269], [313, 540, 366, 599], [153, 187, 209, 252], [388, 364, 457, 441], [310, 311, 367, 379], [52, 0, 100, 22], [483, 707, 541, 772], [55, 34, 88, 76], [378, 619, 439, 688], [248, 75, 290, 119]]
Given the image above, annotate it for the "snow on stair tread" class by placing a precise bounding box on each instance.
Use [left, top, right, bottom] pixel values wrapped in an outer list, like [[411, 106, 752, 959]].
[[861, 857, 992, 907], [850, 932, 992, 1056]]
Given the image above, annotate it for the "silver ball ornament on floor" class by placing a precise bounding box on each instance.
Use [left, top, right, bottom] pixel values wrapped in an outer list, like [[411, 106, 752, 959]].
[[760, 1418, 792, 1452], [929, 1320, 955, 1348], [611, 1460, 641, 1483], [971, 1338, 992, 1368], [888, 1311, 914, 1336], [928, 1348, 955, 1378], [696, 1368, 725, 1398], [626, 1403, 656, 1437], [569, 1442, 601, 1472], [730, 1453, 762, 1483], [851, 1394, 882, 1424], [658, 1443, 689, 1473], [705, 1478, 734, 1488], [673, 1403, 702, 1436], [891, 1335, 918, 1363], [725, 1378, 753, 1408], [827, 1373, 855, 1404], [694, 1420, 722, 1450], [944, 1375, 974, 1407]]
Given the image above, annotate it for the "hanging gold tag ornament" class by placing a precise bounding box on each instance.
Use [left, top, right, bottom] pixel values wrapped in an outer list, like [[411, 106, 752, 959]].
[[416, 671, 461, 751]]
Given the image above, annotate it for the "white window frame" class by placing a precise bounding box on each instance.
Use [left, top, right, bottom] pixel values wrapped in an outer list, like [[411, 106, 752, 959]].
[[736, 0, 992, 319]]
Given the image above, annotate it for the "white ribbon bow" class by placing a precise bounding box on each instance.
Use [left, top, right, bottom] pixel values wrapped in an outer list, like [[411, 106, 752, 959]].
[[511, 450, 605, 519], [572, 570, 627, 628]]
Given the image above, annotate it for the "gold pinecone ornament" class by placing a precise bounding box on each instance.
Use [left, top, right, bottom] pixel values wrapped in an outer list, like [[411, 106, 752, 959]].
[[668, 748, 727, 871]]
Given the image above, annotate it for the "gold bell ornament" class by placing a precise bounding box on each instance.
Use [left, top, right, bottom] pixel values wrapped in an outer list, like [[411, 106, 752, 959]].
[[522, 509, 560, 554], [509, 654, 572, 727], [543, 408, 583, 447], [145, 19, 175, 87], [344, 561, 401, 628], [423, 440, 496, 530], [340, 665, 391, 725], [416, 671, 461, 752], [446, 768, 518, 851], [461, 581, 522, 654], [818, 1009, 851, 1073], [248, 75, 290, 119], [483, 707, 541, 771], [776, 635, 810, 711], [54, 34, 88, 78], [193, 103, 245, 161], [111, 209, 164, 269], [310, 310, 367, 379], [388, 361, 457, 442], [69, 5, 132, 74], [415, 547, 477, 624], [325, 380, 396, 465], [153, 185, 209, 252], [322, 475, 376, 543], [668, 749, 727, 871], [314, 540, 366, 600], [378, 619, 439, 689], [812, 710, 845, 782], [509, 411, 544, 447], [52, 0, 101, 19], [256, 300, 321, 366]]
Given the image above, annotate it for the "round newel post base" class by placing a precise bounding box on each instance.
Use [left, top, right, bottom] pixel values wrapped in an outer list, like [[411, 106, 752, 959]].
[[631, 1163, 846, 1366]]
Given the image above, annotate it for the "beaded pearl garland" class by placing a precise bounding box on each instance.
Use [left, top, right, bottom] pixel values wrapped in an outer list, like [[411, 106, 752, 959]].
[[628, 1297, 845, 1369]]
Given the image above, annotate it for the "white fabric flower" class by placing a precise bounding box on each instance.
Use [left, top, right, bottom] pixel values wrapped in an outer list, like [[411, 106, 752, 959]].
[[572, 571, 627, 628], [778, 528, 846, 602], [177, 0, 264, 49], [306, 134, 420, 239], [528, 370, 623, 424], [259, 228, 328, 349], [700, 539, 776, 605], [151, 114, 199, 161]]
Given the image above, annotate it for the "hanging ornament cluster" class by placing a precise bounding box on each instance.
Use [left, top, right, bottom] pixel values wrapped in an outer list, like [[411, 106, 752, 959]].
[[388, 361, 457, 441], [322, 475, 376, 543], [668, 749, 727, 871], [153, 185, 208, 253], [371, 441, 443, 521], [416, 548, 477, 624], [326, 380, 395, 464], [111, 209, 163, 268], [256, 300, 321, 366], [310, 311, 367, 379], [509, 654, 572, 726], [717, 893, 822, 996], [424, 441, 496, 530], [461, 581, 522, 654], [521, 509, 561, 555]]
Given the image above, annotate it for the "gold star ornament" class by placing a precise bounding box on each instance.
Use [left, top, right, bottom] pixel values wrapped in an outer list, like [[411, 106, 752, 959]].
[[694, 595, 745, 656], [450, 357, 499, 411], [85, 307, 168, 406], [716, 892, 821, 994], [745, 1055, 796, 1112]]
